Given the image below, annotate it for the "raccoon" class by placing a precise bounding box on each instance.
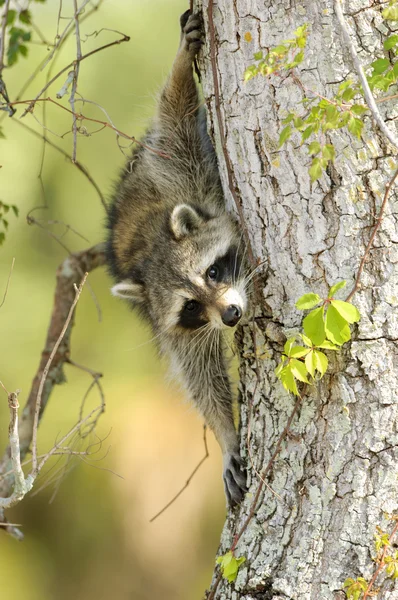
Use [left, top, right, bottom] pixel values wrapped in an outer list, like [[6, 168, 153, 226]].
[[106, 11, 248, 505]]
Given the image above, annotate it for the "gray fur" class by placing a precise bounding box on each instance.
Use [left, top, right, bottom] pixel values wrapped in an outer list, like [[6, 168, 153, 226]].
[[106, 11, 248, 505]]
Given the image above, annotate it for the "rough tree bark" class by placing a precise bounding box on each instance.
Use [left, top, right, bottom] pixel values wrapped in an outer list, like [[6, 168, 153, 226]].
[[200, 1, 398, 598]]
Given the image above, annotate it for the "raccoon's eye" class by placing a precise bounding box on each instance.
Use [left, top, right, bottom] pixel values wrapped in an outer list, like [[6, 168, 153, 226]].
[[207, 264, 219, 281], [184, 300, 201, 313]]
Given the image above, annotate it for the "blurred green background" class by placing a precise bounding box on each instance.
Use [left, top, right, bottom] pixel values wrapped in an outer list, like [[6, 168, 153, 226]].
[[0, 1, 226, 598]]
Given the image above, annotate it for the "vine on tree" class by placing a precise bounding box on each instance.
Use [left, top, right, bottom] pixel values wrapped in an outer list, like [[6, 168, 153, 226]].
[[275, 281, 360, 396], [244, 6, 398, 181]]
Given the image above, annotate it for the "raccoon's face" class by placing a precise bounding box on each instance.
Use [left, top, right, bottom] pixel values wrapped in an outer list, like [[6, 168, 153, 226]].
[[111, 203, 248, 333]]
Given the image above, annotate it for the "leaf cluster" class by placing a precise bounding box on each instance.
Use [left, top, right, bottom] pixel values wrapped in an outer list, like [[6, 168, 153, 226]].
[[343, 577, 368, 600], [244, 25, 308, 82], [0, 200, 19, 246], [0, 0, 47, 67], [245, 9, 398, 182], [275, 282, 361, 396], [216, 551, 246, 583]]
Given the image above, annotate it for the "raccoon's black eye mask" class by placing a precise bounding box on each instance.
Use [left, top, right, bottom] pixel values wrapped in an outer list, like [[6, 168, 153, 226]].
[[179, 299, 207, 329]]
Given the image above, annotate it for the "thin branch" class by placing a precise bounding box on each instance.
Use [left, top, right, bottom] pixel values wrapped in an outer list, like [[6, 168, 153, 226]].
[[0, 257, 14, 309], [150, 425, 209, 523], [13, 119, 107, 212], [0, 0, 10, 75], [346, 165, 398, 301], [70, 0, 82, 162], [20, 32, 130, 118], [31, 272, 88, 474], [0, 389, 34, 511], [0, 243, 106, 508], [10, 97, 168, 158], [335, 0, 398, 150]]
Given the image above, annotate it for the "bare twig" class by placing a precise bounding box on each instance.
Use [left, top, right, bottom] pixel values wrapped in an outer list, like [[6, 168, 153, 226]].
[[0, 389, 34, 510], [0, 0, 15, 116], [20, 32, 130, 117], [13, 119, 107, 212], [346, 165, 398, 301], [335, 0, 398, 150], [0, 257, 14, 309], [70, 0, 83, 162], [31, 272, 89, 474], [0, 0, 10, 75], [10, 97, 168, 158], [0, 243, 106, 507], [150, 425, 209, 522]]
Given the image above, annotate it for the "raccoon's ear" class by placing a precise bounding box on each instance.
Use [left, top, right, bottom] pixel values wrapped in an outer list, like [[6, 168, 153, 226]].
[[111, 280, 145, 302], [170, 204, 204, 240]]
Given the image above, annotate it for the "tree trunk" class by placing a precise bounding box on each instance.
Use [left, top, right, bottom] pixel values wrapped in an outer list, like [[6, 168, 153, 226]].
[[200, 1, 398, 598]]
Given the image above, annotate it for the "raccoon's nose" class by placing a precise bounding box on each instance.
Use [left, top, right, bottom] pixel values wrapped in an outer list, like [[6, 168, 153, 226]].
[[222, 305, 242, 327]]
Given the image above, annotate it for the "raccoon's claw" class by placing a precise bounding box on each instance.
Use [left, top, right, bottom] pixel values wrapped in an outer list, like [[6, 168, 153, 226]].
[[223, 452, 247, 507], [180, 11, 203, 56]]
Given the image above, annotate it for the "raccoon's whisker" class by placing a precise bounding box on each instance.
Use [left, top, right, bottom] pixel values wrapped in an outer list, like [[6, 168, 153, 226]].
[[242, 260, 267, 289], [184, 323, 212, 355]]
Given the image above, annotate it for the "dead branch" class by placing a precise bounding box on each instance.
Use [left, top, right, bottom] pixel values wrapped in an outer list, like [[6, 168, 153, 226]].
[[0, 243, 106, 507]]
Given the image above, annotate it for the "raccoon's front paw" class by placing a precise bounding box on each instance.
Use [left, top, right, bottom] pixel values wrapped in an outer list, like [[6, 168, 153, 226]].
[[223, 451, 247, 507], [180, 11, 203, 56]]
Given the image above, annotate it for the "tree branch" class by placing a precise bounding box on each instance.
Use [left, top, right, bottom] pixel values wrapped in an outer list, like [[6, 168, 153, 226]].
[[0, 243, 106, 507]]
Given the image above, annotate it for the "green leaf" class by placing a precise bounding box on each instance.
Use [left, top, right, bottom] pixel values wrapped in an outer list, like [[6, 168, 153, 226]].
[[244, 65, 258, 82], [290, 346, 310, 358], [350, 104, 368, 116], [325, 304, 351, 345], [322, 144, 335, 161], [384, 34, 398, 50], [348, 117, 364, 139], [371, 57, 390, 74], [280, 365, 299, 395], [342, 87, 357, 102], [279, 125, 292, 147], [302, 125, 315, 141], [383, 5, 398, 20], [303, 306, 326, 346], [19, 9, 32, 24], [7, 9, 16, 25], [305, 350, 316, 377], [290, 358, 309, 383], [338, 79, 354, 93], [296, 293, 321, 310], [330, 300, 360, 323], [253, 51, 263, 60], [308, 141, 321, 156], [328, 280, 346, 297], [275, 362, 285, 377], [309, 157, 323, 182], [216, 551, 246, 583], [284, 336, 296, 356], [300, 334, 313, 347], [317, 340, 339, 350], [314, 350, 328, 376]]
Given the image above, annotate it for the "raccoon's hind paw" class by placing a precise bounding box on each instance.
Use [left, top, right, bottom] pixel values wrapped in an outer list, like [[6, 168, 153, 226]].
[[180, 11, 203, 56], [223, 452, 247, 507]]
